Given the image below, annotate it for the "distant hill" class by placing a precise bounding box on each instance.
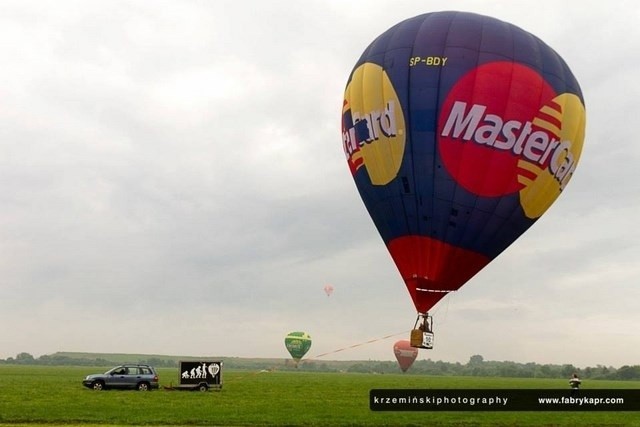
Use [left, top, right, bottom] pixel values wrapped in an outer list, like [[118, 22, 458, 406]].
[[47, 351, 360, 370], [52, 351, 214, 364]]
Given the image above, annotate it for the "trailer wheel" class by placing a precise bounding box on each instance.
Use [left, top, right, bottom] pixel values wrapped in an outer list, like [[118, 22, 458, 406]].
[[198, 383, 208, 392]]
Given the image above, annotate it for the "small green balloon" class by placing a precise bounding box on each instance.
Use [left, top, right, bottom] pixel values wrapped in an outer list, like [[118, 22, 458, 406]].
[[284, 331, 312, 361]]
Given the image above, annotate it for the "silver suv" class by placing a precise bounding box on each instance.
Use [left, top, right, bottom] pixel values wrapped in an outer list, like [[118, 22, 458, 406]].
[[82, 364, 159, 391]]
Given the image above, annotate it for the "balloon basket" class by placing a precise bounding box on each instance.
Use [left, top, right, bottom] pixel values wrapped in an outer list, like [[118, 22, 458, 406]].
[[410, 313, 434, 349], [410, 329, 423, 347]]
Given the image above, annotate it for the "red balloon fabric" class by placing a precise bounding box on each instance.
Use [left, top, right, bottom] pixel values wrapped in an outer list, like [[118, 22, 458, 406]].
[[393, 340, 419, 372]]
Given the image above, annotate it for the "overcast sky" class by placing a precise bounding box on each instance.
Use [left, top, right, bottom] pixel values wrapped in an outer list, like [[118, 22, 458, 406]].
[[0, 0, 638, 369]]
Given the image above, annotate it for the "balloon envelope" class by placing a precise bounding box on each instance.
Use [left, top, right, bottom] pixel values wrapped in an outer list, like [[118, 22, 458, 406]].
[[393, 340, 419, 372], [341, 11, 585, 313], [323, 284, 334, 297], [284, 331, 312, 362]]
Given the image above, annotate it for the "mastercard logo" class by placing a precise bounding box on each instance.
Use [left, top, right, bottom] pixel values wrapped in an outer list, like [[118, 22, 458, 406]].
[[438, 62, 586, 219], [342, 63, 406, 185]]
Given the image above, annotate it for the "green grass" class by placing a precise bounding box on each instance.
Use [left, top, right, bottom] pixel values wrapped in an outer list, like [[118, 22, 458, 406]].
[[0, 364, 638, 426]]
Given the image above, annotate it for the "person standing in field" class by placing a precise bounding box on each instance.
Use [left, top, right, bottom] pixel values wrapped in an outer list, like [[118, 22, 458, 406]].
[[569, 373, 581, 396]]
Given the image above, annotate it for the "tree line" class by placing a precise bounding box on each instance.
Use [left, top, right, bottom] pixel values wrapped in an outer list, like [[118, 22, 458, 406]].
[[2, 352, 639, 380], [0, 352, 178, 368], [335, 355, 640, 380]]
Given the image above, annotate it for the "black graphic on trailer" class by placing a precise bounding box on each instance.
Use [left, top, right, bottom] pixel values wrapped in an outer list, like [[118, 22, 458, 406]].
[[179, 361, 222, 386]]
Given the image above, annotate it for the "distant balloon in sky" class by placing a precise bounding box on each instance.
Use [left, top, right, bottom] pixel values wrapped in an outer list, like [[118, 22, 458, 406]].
[[341, 11, 586, 319], [323, 284, 334, 297], [393, 340, 419, 372], [284, 331, 312, 365]]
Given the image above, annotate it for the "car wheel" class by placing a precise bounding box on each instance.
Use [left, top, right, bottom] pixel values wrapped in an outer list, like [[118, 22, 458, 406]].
[[137, 382, 150, 391], [92, 381, 104, 391]]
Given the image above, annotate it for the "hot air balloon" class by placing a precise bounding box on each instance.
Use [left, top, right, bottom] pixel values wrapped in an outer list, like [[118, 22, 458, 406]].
[[323, 284, 334, 297], [393, 340, 419, 373], [341, 11, 585, 348], [284, 331, 312, 366]]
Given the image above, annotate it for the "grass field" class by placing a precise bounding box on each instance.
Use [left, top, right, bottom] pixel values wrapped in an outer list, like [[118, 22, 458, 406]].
[[1, 364, 639, 426]]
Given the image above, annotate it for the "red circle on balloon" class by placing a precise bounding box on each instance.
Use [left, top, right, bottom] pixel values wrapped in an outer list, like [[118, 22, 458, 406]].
[[438, 62, 557, 197]]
